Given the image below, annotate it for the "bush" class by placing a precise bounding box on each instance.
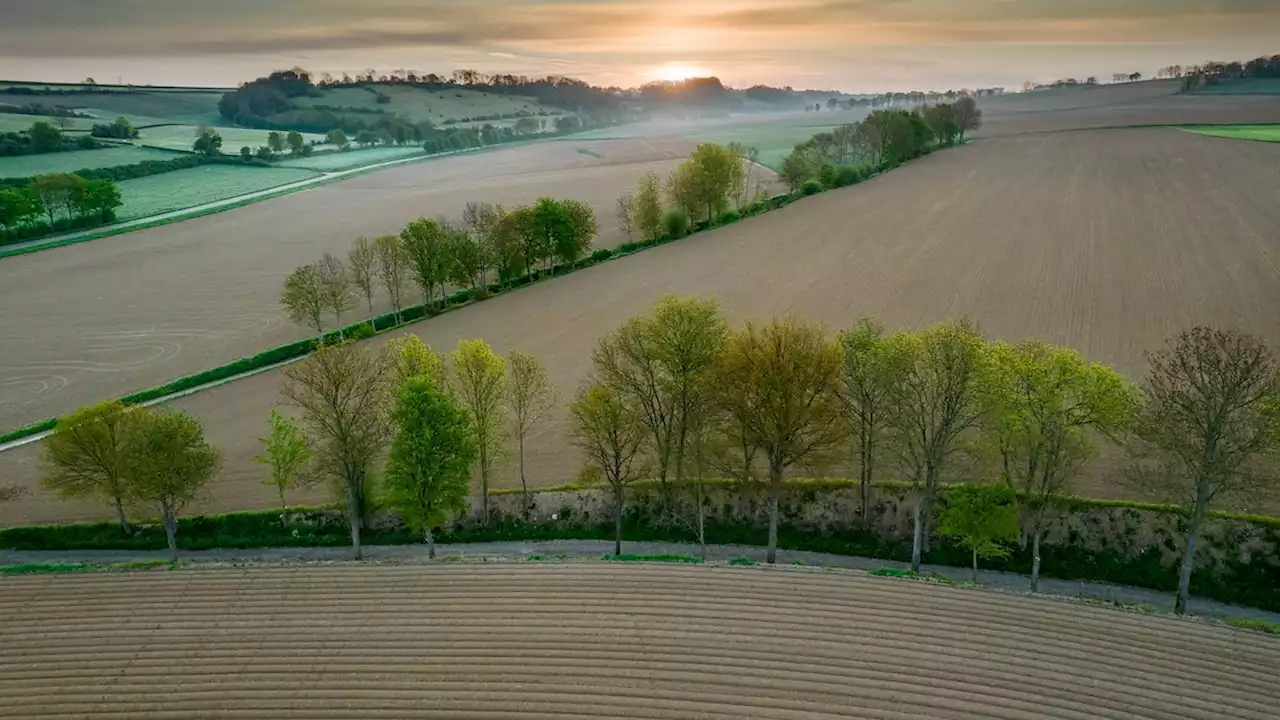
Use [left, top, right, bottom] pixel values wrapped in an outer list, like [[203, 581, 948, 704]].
[[662, 209, 690, 239], [817, 164, 838, 189], [589, 248, 614, 263], [718, 209, 741, 225], [802, 180, 824, 196], [834, 165, 864, 187], [349, 321, 376, 340]]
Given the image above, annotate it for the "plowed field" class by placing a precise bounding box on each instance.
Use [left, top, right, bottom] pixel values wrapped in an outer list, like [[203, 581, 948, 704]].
[[2, 563, 1276, 719]]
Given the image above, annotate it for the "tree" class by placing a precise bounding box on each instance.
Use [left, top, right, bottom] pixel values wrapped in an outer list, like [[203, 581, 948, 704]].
[[570, 383, 646, 555], [983, 341, 1140, 591], [886, 320, 989, 573], [1127, 327, 1280, 614], [29, 173, 79, 224], [401, 217, 449, 304], [443, 221, 484, 291], [267, 131, 284, 154], [451, 340, 508, 525], [326, 128, 350, 149], [281, 263, 326, 336], [282, 342, 392, 559], [633, 171, 664, 240], [40, 401, 138, 535], [28, 121, 62, 153], [0, 187, 40, 231], [709, 316, 845, 563], [240, 146, 253, 160], [70, 179, 121, 222], [193, 126, 222, 156], [123, 409, 220, 562], [953, 97, 982, 143], [384, 376, 477, 558], [286, 130, 306, 155], [374, 234, 408, 323], [922, 103, 959, 146], [616, 193, 635, 239], [678, 143, 744, 221], [253, 410, 312, 523], [506, 350, 558, 506], [355, 129, 377, 148], [384, 334, 447, 388], [348, 236, 379, 314], [461, 201, 500, 287], [549, 198, 596, 269], [838, 319, 902, 524], [938, 483, 1020, 583], [316, 253, 353, 332]]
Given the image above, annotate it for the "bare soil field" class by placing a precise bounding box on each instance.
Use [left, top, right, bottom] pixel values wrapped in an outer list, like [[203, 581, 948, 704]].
[[4, 126, 1280, 525], [0, 137, 700, 433], [1, 563, 1276, 718], [979, 91, 1280, 136]]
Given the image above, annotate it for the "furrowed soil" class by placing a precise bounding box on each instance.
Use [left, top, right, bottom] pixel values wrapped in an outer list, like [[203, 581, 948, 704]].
[[4, 126, 1280, 525], [0, 563, 1276, 718]]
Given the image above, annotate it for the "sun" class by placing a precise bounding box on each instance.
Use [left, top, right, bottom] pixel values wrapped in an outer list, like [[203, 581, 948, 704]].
[[653, 62, 713, 82]]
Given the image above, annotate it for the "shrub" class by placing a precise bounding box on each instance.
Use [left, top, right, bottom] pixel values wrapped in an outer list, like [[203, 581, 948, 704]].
[[834, 165, 863, 187], [718, 209, 741, 225], [662, 209, 690, 239], [817, 164, 838, 189], [349, 321, 376, 340], [589, 248, 614, 263], [802, 180, 824, 196]]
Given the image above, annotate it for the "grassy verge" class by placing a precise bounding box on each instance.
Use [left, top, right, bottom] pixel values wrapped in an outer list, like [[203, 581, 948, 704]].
[[1177, 124, 1280, 142], [603, 553, 702, 564], [1223, 617, 1280, 635], [0, 560, 172, 575]]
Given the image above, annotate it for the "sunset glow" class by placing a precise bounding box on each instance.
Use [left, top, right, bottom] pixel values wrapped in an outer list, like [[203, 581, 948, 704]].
[[652, 62, 714, 82]]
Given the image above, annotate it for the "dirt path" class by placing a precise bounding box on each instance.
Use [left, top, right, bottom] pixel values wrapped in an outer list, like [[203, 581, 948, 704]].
[[3, 539, 1276, 622], [1, 561, 1276, 718]]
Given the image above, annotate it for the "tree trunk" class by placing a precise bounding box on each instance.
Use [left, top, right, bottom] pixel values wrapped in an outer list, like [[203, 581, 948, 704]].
[[971, 547, 978, 584], [162, 506, 178, 563], [767, 459, 783, 564], [1176, 485, 1211, 615], [426, 527, 435, 560], [910, 497, 924, 573], [480, 447, 490, 526], [114, 496, 132, 536], [347, 483, 363, 560], [1030, 528, 1043, 593], [519, 432, 529, 515], [614, 484, 624, 556]]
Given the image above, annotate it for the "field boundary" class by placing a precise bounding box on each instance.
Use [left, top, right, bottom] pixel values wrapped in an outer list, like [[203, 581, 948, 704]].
[[0, 145, 927, 446]]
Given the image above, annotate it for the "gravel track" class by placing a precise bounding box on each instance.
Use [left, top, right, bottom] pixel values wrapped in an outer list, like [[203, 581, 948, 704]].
[[2, 563, 1277, 718]]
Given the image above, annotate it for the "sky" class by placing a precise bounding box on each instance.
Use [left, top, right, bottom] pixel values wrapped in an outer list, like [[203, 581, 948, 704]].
[[1, 0, 1277, 92]]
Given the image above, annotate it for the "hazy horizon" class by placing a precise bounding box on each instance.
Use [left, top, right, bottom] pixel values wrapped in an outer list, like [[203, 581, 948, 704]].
[[1, 1, 1278, 92]]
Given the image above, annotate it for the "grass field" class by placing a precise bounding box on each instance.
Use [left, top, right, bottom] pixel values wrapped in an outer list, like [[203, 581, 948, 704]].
[[0, 145, 182, 178], [1180, 124, 1280, 142], [0, 114, 98, 133], [290, 84, 561, 126], [1, 563, 1275, 717], [576, 116, 849, 169], [1194, 78, 1280, 95], [277, 144, 426, 171], [133, 124, 326, 152], [113, 165, 320, 220]]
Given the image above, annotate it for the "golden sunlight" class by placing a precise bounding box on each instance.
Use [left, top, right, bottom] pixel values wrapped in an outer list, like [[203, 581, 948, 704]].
[[652, 62, 713, 82]]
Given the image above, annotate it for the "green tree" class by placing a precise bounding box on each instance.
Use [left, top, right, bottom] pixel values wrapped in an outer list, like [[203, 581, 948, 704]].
[[267, 131, 285, 154], [983, 340, 1140, 591], [282, 342, 392, 560], [355, 129, 377, 148], [326, 128, 350, 149], [253, 410, 313, 523], [570, 383, 647, 555], [442, 221, 483, 291], [384, 376, 477, 558], [922, 103, 960, 146], [374, 234, 408, 323], [240, 146, 253, 160], [0, 187, 40, 231], [633, 171, 664, 240], [662, 209, 690, 239], [193, 126, 222, 156], [348, 236, 379, 314], [316, 253, 353, 332], [70, 179, 122, 222], [29, 173, 80, 224], [281, 263, 326, 337], [953, 97, 982, 143], [384, 334, 447, 388], [401, 217, 449, 305], [532, 197, 596, 271], [709, 316, 845, 563], [28, 121, 62, 152], [40, 401, 137, 535], [1127, 327, 1280, 614], [679, 143, 743, 221], [837, 319, 902, 524], [499, 204, 540, 277], [938, 483, 1020, 583], [506, 350, 558, 506], [451, 339, 508, 525], [286, 130, 306, 155], [461, 201, 500, 288], [123, 409, 220, 561], [886, 320, 989, 573]]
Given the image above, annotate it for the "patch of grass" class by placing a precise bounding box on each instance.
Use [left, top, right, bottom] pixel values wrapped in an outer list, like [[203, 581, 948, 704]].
[[1178, 124, 1280, 143], [0, 560, 172, 575], [277, 145, 426, 171], [136, 125, 324, 152], [115, 164, 320, 220], [727, 556, 757, 566], [870, 567, 919, 578], [603, 553, 702, 564], [525, 553, 550, 561], [1223, 617, 1280, 635], [575, 147, 605, 159], [0, 145, 182, 178]]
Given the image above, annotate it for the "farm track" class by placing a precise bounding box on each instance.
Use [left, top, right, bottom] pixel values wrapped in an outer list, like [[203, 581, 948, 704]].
[[2, 563, 1277, 718]]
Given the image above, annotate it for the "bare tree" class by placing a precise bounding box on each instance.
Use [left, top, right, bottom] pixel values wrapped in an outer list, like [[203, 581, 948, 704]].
[[316, 253, 353, 333], [461, 201, 499, 289], [282, 342, 392, 559], [506, 350, 558, 508], [571, 382, 647, 555], [281, 264, 326, 337], [374, 235, 408, 324], [348, 237, 379, 315], [1128, 327, 1280, 614], [616, 193, 635, 240]]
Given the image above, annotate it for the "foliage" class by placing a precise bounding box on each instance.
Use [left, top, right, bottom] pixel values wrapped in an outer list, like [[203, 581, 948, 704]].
[[633, 171, 664, 240], [384, 334, 447, 388], [347, 236, 379, 314], [451, 339, 508, 524], [1223, 618, 1280, 635], [384, 376, 477, 549], [603, 553, 701, 563], [838, 319, 900, 523], [373, 234, 409, 321], [728, 556, 757, 566], [315, 252, 354, 329], [953, 97, 982, 142], [401, 217, 450, 304], [122, 408, 220, 561], [192, 126, 223, 156], [40, 400, 138, 535], [938, 484, 1020, 580], [253, 410, 313, 516], [571, 383, 647, 554], [662, 209, 690, 239], [280, 263, 327, 335], [507, 350, 558, 502], [0, 187, 40, 230]]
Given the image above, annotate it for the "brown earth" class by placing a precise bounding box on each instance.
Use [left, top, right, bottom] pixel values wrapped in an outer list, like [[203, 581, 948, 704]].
[[1, 563, 1277, 718], [4, 126, 1280, 525]]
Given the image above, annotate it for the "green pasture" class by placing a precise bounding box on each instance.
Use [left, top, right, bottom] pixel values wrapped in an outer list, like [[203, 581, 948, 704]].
[[278, 145, 425, 171], [135, 124, 325, 152], [1179, 124, 1280, 142], [291, 84, 557, 125], [69, 90, 224, 125], [0, 145, 182, 178], [0, 114, 98, 133], [1193, 78, 1280, 95], [115, 165, 319, 220]]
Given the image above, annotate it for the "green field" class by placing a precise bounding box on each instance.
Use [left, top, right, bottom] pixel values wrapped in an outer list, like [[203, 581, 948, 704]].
[[0, 145, 183, 178], [277, 145, 426, 171], [290, 84, 561, 126], [0, 114, 98, 133], [1193, 78, 1280, 95], [576, 117, 845, 170], [135, 124, 326, 152], [1180, 124, 1280, 142], [115, 165, 320, 220]]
